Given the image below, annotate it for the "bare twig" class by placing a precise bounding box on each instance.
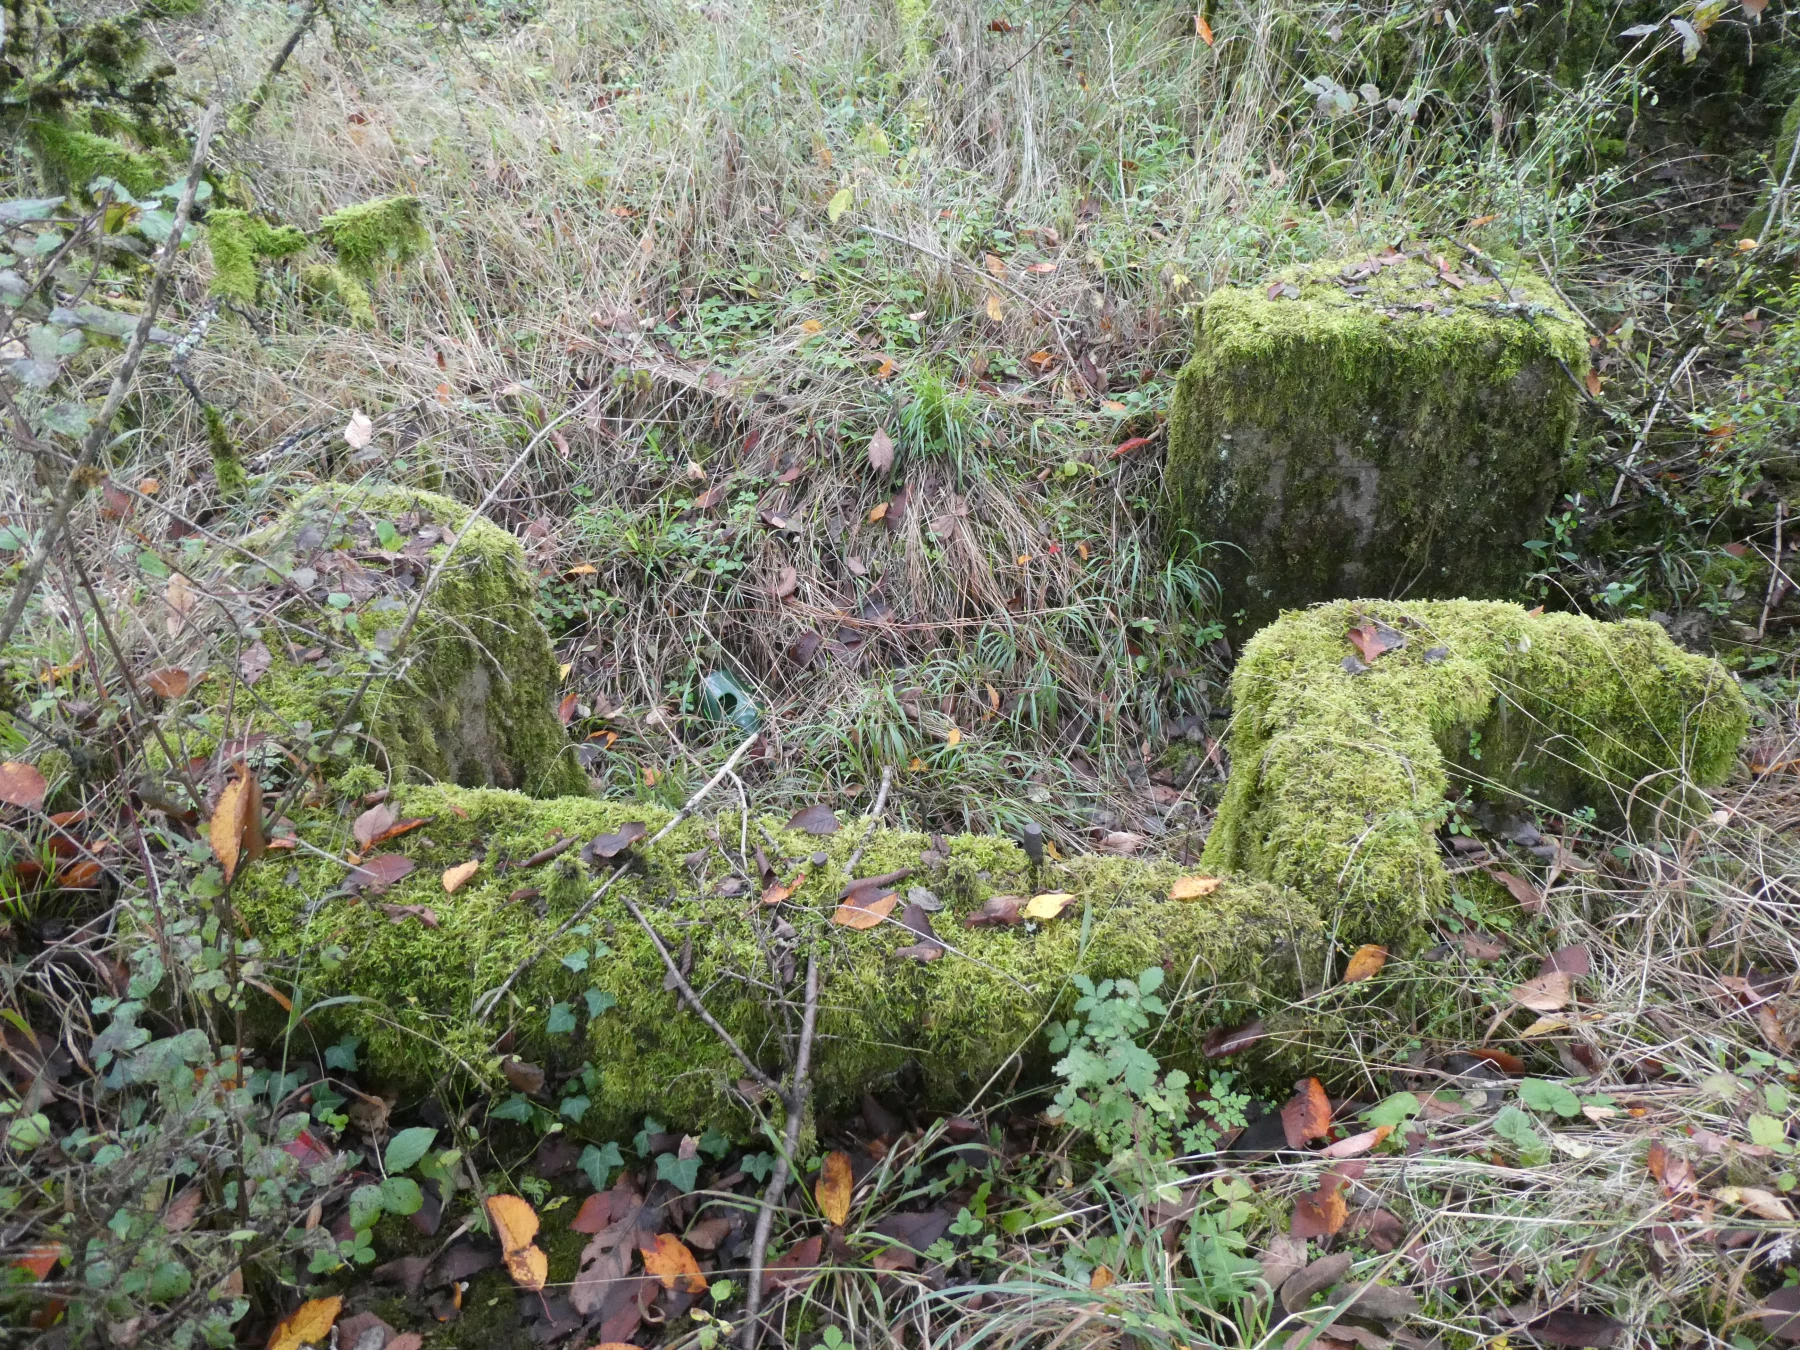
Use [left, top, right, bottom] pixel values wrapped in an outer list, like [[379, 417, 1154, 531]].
[[473, 730, 762, 1020], [0, 104, 219, 652], [1756, 500, 1788, 641], [234, 0, 324, 131]]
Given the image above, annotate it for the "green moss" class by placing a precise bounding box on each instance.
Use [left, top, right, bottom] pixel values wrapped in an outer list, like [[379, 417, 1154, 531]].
[[236, 784, 1322, 1135], [29, 121, 165, 198], [204, 405, 246, 498], [229, 484, 588, 798], [205, 208, 310, 305], [299, 263, 376, 328], [318, 196, 430, 278], [1168, 253, 1589, 631], [1201, 599, 1749, 948]]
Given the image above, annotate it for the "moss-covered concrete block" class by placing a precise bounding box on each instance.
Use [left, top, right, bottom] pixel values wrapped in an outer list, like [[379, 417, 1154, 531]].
[[236, 785, 1322, 1133], [233, 484, 587, 798], [1201, 599, 1749, 947], [1168, 252, 1589, 630]]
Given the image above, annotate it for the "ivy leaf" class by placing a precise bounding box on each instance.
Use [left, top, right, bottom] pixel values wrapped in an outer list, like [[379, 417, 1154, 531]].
[[656, 1152, 701, 1193], [491, 1094, 536, 1122], [579, 1141, 623, 1191], [561, 1094, 591, 1123], [584, 988, 616, 1018], [324, 1036, 360, 1072], [562, 948, 590, 974], [547, 1002, 578, 1035]]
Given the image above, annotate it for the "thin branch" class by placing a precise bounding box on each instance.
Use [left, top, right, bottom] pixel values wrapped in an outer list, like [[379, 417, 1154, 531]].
[[0, 104, 219, 653], [233, 0, 324, 131]]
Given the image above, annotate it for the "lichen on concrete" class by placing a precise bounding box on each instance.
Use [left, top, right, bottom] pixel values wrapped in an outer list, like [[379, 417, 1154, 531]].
[[1167, 250, 1590, 631], [1200, 599, 1750, 948], [234, 784, 1323, 1135], [225, 483, 587, 798]]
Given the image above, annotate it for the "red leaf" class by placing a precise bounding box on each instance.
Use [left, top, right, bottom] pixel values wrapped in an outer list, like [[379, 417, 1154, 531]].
[[1109, 435, 1154, 460], [962, 894, 1026, 927], [1202, 1019, 1267, 1057], [558, 692, 579, 725], [346, 854, 416, 892], [1538, 943, 1591, 977], [761, 1235, 823, 1295], [1464, 1047, 1526, 1074]]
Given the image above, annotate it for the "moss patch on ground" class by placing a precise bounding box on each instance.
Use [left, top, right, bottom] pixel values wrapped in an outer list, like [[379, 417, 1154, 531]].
[[1201, 599, 1749, 949], [1167, 250, 1588, 631], [215, 483, 587, 798], [236, 783, 1323, 1135]]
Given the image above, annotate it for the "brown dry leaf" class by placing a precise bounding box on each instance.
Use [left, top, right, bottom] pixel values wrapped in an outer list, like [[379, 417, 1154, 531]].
[[1090, 1264, 1116, 1291], [346, 854, 415, 893], [761, 871, 806, 906], [267, 1296, 343, 1350], [1322, 1125, 1393, 1159], [1511, 969, 1574, 1012], [761, 1235, 823, 1295], [1455, 931, 1509, 960], [1346, 620, 1405, 663], [1022, 891, 1076, 921], [208, 768, 264, 883], [1203, 1019, 1267, 1058], [1488, 867, 1543, 913], [1341, 944, 1388, 984], [1756, 1287, 1800, 1342], [162, 1187, 202, 1232], [1714, 1185, 1794, 1221], [984, 252, 1007, 277], [816, 1150, 853, 1227], [1464, 1047, 1526, 1074], [146, 667, 192, 699], [963, 895, 1025, 927], [787, 804, 840, 835], [442, 859, 479, 893], [376, 902, 438, 928], [164, 573, 195, 636], [773, 566, 799, 599], [1290, 1179, 1348, 1239], [1169, 875, 1222, 901], [239, 641, 272, 687], [558, 692, 580, 725], [640, 1233, 706, 1293], [353, 803, 397, 849], [868, 426, 895, 473], [833, 888, 897, 930], [0, 762, 47, 811], [984, 292, 1004, 322], [486, 1194, 548, 1292], [1281, 1078, 1332, 1149]]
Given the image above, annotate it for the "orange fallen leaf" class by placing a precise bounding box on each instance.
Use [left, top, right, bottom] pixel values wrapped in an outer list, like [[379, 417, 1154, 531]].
[[816, 1150, 853, 1227], [833, 888, 897, 930], [442, 859, 479, 893], [0, 761, 47, 811], [1194, 11, 1215, 43], [1281, 1077, 1332, 1148], [761, 871, 806, 906], [208, 766, 264, 883], [12, 1244, 62, 1280], [1321, 1124, 1392, 1158], [1341, 944, 1388, 984], [267, 1296, 343, 1350], [145, 667, 192, 698], [640, 1233, 706, 1293], [1090, 1263, 1116, 1290], [1511, 969, 1573, 1012], [1290, 1177, 1348, 1238], [1169, 874, 1222, 901], [486, 1194, 548, 1292]]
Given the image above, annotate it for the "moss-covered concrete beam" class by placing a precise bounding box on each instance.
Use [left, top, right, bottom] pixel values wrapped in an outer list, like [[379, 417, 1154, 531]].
[[1168, 250, 1588, 631], [235, 784, 1323, 1134], [1201, 599, 1749, 947], [211, 484, 587, 798]]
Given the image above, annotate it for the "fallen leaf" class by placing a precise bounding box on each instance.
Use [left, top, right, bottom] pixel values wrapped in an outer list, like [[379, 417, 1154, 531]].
[[1321, 1125, 1392, 1158], [0, 762, 47, 811], [762, 1235, 823, 1294], [1713, 1185, 1794, 1221], [833, 887, 897, 930], [162, 1187, 202, 1232], [1203, 1019, 1267, 1057], [239, 641, 272, 686], [772, 566, 798, 599], [486, 1194, 548, 1292], [1280, 1251, 1351, 1314], [1527, 1311, 1623, 1347], [640, 1233, 705, 1293], [146, 667, 192, 698], [1110, 435, 1155, 459], [761, 871, 806, 906], [1488, 867, 1543, 912], [1346, 620, 1406, 663], [1290, 1177, 1347, 1239], [1455, 931, 1509, 960], [12, 1244, 61, 1279], [1023, 891, 1076, 921], [1342, 944, 1388, 983], [353, 803, 397, 849], [963, 895, 1026, 927], [502, 1058, 546, 1095], [267, 1296, 343, 1350], [816, 1151, 853, 1227], [868, 426, 895, 473], [343, 411, 374, 449], [585, 821, 648, 861], [1464, 1047, 1526, 1074], [1169, 874, 1222, 901], [1090, 1264, 1115, 1290], [786, 804, 840, 835], [101, 478, 134, 520], [1282, 1078, 1332, 1149], [571, 1215, 636, 1316], [1511, 969, 1574, 1012], [346, 854, 416, 893], [442, 859, 479, 893], [1585, 368, 1602, 397], [1520, 1015, 1570, 1037], [984, 292, 1004, 322], [1026, 261, 1057, 274], [868, 501, 889, 523], [558, 692, 580, 725], [945, 725, 962, 748], [1757, 1287, 1800, 1342], [1194, 11, 1214, 43], [208, 767, 264, 883], [1539, 943, 1591, 976], [376, 903, 438, 928]]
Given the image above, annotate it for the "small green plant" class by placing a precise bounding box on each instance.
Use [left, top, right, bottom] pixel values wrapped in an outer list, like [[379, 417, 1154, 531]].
[[1046, 967, 1249, 1165]]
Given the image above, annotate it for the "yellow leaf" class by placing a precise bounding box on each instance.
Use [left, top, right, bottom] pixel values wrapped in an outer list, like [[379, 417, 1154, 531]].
[[832, 890, 897, 930], [984, 252, 1007, 277], [816, 1150, 853, 1226], [267, 1296, 342, 1350], [565, 563, 597, 577], [442, 859, 479, 893], [1168, 875, 1221, 901], [558, 663, 572, 680], [1023, 891, 1075, 921], [800, 319, 823, 334], [1520, 1016, 1570, 1037], [640, 1233, 706, 1292], [945, 726, 962, 747], [1341, 944, 1388, 984], [868, 502, 889, 522], [208, 768, 264, 883], [827, 186, 853, 223], [486, 1194, 547, 1292], [984, 292, 1004, 322], [1090, 1264, 1115, 1291], [908, 756, 924, 771]]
